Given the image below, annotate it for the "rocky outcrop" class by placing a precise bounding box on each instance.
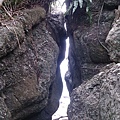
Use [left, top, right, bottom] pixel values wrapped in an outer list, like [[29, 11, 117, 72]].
[[0, 6, 66, 120], [66, 0, 120, 92], [68, 63, 120, 120], [0, 7, 45, 58], [65, 70, 72, 94], [27, 13, 66, 120], [66, 0, 120, 119], [106, 6, 120, 62]]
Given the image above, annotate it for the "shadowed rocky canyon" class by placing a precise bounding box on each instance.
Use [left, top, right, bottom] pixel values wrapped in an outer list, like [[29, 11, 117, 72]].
[[0, 0, 120, 120]]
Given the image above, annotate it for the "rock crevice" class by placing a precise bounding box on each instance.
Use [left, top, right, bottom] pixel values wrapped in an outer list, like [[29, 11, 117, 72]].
[[65, 0, 120, 119], [65, 0, 120, 92], [0, 5, 66, 120]]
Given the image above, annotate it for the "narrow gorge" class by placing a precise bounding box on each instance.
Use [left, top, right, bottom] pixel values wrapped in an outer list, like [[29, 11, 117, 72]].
[[0, 0, 120, 120]]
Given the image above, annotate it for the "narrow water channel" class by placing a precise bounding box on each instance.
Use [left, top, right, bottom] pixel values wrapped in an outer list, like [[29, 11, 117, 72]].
[[51, 1, 70, 119], [52, 38, 70, 120]]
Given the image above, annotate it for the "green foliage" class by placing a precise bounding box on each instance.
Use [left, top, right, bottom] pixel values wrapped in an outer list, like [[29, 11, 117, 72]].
[[65, 0, 92, 15]]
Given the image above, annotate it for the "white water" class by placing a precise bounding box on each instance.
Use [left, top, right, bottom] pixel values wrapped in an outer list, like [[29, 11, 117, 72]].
[[52, 38, 70, 120], [52, 1, 70, 119]]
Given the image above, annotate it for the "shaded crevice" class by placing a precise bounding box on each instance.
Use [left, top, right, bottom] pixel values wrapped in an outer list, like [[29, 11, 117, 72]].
[[103, 3, 119, 11], [65, 17, 82, 93], [23, 13, 67, 120], [65, 0, 120, 93], [47, 14, 67, 64], [38, 14, 67, 120], [0, 3, 68, 120]]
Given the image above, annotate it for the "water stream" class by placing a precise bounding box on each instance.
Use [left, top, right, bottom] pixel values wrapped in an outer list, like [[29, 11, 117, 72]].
[[51, 1, 70, 119], [52, 38, 70, 120]]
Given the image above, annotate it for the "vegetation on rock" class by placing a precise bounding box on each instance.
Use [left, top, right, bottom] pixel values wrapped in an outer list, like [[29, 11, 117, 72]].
[[65, 0, 92, 15]]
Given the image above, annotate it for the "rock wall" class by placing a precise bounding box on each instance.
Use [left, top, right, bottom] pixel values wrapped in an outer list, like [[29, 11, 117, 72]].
[[66, 0, 120, 119], [68, 63, 120, 120], [66, 0, 120, 93], [0, 5, 66, 120], [105, 7, 120, 62]]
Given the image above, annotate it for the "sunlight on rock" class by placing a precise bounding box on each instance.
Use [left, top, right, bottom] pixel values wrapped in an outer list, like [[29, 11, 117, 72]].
[[51, 0, 66, 14]]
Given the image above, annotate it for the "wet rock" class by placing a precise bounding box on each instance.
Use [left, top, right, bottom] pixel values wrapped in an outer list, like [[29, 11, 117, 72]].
[[68, 63, 120, 120], [65, 71, 73, 94]]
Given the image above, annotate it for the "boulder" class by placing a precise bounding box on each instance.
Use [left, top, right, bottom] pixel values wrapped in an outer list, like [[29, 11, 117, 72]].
[[106, 15, 120, 62], [68, 63, 120, 120], [66, 0, 119, 92], [0, 7, 66, 120]]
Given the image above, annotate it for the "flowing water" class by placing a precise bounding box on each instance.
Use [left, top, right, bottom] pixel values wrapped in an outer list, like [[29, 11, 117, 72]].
[[52, 38, 70, 120], [51, 1, 70, 119]]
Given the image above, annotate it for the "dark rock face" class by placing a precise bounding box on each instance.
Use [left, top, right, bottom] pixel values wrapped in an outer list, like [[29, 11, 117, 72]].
[[65, 70, 73, 94], [68, 63, 120, 120], [66, 0, 120, 91], [27, 13, 66, 120], [104, 0, 120, 8], [106, 18, 120, 62], [0, 97, 11, 119], [66, 0, 120, 119], [0, 6, 66, 120]]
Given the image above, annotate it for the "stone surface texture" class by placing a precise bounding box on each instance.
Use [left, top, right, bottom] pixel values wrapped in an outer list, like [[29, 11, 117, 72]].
[[66, 0, 120, 119], [106, 18, 120, 62], [68, 63, 120, 120], [66, 0, 120, 92], [0, 6, 66, 120]]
